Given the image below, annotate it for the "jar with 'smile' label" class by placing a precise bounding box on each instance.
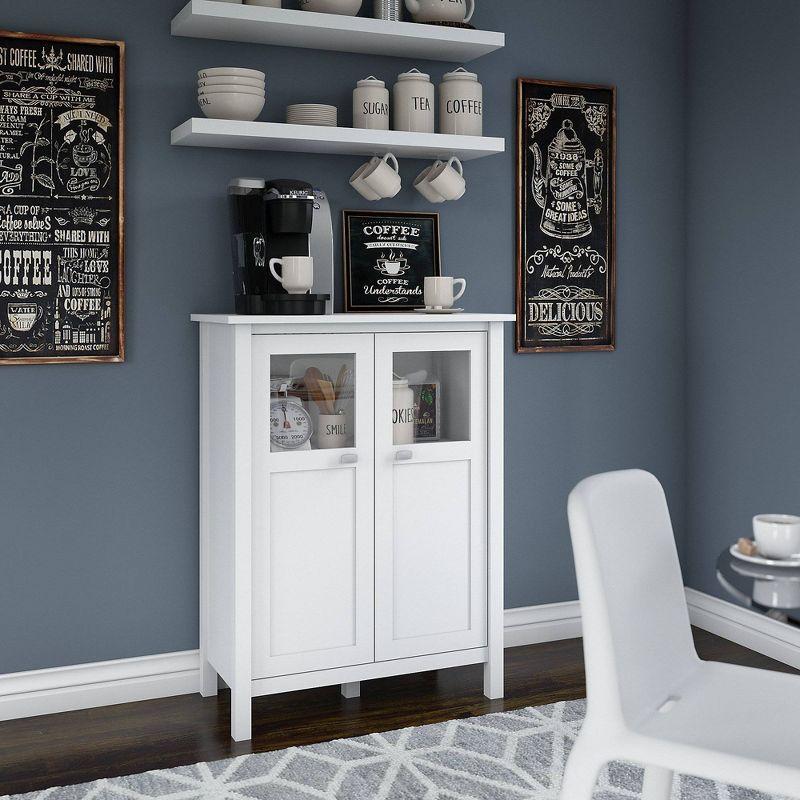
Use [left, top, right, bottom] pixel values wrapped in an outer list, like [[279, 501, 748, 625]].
[[439, 67, 483, 136], [393, 68, 434, 133]]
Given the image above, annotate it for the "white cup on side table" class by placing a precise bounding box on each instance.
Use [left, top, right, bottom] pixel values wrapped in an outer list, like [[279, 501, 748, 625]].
[[424, 276, 466, 310], [269, 256, 314, 294], [753, 514, 800, 559]]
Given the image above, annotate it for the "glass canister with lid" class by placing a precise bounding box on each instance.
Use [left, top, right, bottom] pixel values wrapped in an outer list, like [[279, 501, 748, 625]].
[[439, 67, 483, 136], [353, 76, 390, 130], [393, 68, 434, 133]]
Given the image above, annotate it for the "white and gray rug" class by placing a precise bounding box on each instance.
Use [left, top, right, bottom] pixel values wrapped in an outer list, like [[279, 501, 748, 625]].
[[5, 700, 774, 800]]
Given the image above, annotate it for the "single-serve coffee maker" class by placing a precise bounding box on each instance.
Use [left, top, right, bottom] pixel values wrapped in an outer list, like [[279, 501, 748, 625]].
[[229, 178, 333, 315]]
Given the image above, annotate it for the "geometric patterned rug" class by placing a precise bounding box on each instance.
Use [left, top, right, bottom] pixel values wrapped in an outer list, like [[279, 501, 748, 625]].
[[5, 700, 776, 799]]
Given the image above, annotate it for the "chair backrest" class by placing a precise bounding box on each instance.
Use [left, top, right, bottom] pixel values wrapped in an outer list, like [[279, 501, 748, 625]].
[[568, 470, 699, 728]]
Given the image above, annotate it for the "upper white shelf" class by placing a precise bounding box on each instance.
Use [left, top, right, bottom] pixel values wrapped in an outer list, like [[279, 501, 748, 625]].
[[171, 118, 505, 160], [171, 0, 505, 62]]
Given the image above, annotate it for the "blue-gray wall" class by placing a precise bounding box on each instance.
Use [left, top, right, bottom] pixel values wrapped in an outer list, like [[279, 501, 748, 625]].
[[0, 0, 688, 672], [685, 1, 800, 595]]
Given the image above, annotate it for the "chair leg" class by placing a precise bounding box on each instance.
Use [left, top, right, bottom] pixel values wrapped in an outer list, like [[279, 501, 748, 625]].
[[642, 766, 674, 800], [560, 737, 606, 800]]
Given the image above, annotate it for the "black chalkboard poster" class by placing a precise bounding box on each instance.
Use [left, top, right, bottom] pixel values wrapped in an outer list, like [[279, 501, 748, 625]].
[[343, 210, 440, 312], [517, 79, 616, 353], [0, 31, 124, 365]]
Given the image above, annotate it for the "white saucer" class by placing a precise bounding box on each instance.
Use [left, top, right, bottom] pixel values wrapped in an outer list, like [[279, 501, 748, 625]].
[[729, 544, 800, 568], [414, 307, 464, 315]]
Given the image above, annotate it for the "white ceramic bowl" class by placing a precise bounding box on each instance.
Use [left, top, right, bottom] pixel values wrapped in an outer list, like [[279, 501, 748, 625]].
[[753, 514, 800, 559], [198, 92, 265, 121], [198, 76, 265, 89], [198, 67, 266, 81], [298, 0, 362, 15], [199, 84, 265, 97]]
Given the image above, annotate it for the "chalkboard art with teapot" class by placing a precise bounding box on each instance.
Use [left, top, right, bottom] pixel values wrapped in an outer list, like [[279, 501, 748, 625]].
[[516, 79, 616, 353]]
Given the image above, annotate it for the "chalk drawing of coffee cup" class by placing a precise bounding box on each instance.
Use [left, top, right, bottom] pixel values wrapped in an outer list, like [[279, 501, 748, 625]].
[[8, 303, 43, 333], [376, 255, 409, 276]]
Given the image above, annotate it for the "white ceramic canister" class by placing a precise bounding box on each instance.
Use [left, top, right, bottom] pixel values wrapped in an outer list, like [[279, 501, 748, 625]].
[[393, 68, 434, 133], [353, 76, 390, 130], [392, 378, 416, 445], [439, 67, 483, 136]]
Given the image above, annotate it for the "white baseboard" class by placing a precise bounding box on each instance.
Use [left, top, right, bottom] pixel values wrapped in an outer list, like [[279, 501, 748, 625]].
[[7, 592, 795, 724], [0, 604, 582, 722], [503, 600, 582, 647], [0, 650, 200, 722], [685, 587, 800, 670]]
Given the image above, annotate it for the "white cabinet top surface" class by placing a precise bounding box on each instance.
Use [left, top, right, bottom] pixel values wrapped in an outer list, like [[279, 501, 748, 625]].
[[191, 313, 515, 325]]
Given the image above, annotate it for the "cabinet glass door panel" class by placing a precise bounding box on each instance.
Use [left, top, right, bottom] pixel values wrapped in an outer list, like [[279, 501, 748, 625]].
[[375, 332, 488, 661], [252, 333, 374, 678], [392, 350, 471, 445], [270, 352, 356, 452]]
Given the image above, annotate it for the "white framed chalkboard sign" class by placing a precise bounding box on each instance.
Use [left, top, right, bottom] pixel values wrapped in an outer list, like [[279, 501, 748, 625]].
[[516, 78, 616, 353], [0, 31, 125, 365], [343, 210, 441, 313]]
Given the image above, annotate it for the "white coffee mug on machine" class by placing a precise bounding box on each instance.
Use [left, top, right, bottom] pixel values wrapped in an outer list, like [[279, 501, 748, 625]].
[[270, 256, 314, 294], [424, 276, 466, 309]]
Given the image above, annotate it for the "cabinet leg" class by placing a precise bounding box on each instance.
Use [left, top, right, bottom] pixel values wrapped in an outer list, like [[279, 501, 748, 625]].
[[341, 681, 361, 699], [200, 658, 218, 697], [230, 683, 252, 742], [483, 656, 504, 699]]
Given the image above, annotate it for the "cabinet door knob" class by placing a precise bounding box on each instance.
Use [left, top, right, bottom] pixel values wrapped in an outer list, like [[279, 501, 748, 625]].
[[395, 450, 414, 462], [340, 454, 359, 465]]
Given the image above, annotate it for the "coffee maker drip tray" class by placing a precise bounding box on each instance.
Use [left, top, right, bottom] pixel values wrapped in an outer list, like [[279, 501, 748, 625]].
[[236, 293, 330, 316]]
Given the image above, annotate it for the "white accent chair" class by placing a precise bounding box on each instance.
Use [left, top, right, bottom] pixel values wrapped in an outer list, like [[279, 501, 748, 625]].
[[562, 469, 800, 799]]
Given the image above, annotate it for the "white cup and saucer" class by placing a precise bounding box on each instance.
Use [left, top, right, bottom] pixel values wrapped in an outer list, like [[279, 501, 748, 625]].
[[731, 514, 800, 567], [414, 276, 467, 314]]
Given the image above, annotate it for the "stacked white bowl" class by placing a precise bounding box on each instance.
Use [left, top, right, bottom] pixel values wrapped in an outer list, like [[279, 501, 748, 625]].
[[197, 68, 266, 121]]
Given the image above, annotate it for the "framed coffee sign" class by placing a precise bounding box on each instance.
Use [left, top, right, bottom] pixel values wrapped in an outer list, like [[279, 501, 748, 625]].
[[343, 210, 440, 312], [0, 31, 125, 365], [516, 78, 616, 353]]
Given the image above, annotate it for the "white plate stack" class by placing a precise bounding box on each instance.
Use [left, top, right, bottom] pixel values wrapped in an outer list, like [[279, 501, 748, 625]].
[[197, 67, 266, 121], [286, 104, 338, 127]]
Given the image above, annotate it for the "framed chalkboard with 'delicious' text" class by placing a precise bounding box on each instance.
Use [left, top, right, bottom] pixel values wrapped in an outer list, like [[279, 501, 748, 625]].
[[517, 78, 616, 353], [0, 31, 125, 365]]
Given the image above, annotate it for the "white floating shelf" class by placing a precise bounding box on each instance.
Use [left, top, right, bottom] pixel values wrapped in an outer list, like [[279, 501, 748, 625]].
[[171, 0, 505, 62], [171, 118, 505, 161]]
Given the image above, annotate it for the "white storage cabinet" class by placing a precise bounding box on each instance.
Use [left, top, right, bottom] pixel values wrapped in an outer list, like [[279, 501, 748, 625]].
[[194, 313, 513, 741]]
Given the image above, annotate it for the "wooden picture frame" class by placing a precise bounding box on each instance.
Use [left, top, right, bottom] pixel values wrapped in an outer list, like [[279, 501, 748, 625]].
[[0, 30, 125, 365], [516, 78, 616, 353], [342, 210, 441, 313]]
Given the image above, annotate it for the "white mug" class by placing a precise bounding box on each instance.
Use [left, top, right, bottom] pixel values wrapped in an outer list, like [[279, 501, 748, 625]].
[[424, 276, 466, 309], [350, 152, 401, 200], [753, 514, 800, 559], [413, 163, 446, 203], [427, 156, 466, 201], [269, 256, 314, 294]]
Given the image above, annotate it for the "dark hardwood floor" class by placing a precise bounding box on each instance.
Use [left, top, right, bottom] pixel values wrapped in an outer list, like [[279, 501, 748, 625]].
[[0, 629, 795, 796]]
